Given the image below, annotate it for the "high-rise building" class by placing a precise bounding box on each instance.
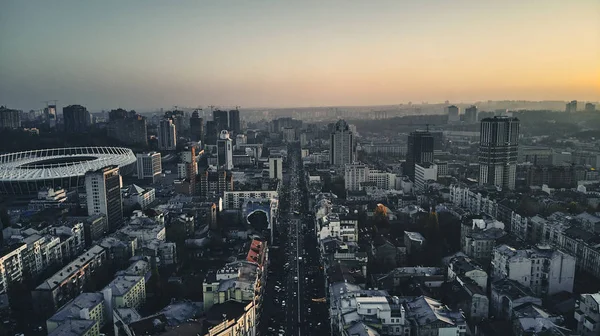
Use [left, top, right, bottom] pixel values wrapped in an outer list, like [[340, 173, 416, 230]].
[[217, 130, 234, 170], [566, 100, 578, 113], [213, 110, 229, 132], [190, 110, 204, 143], [158, 119, 177, 150], [415, 163, 438, 191], [344, 163, 369, 191], [136, 152, 162, 183], [85, 166, 123, 232], [465, 105, 478, 124], [107, 109, 147, 146], [228, 109, 241, 134], [330, 119, 355, 166], [176, 146, 197, 195], [44, 105, 57, 128], [585, 103, 596, 112], [446, 105, 460, 123], [405, 131, 434, 181], [199, 169, 233, 197], [205, 120, 218, 145], [269, 155, 283, 180], [0, 106, 21, 129], [479, 116, 520, 190], [63, 105, 91, 133]]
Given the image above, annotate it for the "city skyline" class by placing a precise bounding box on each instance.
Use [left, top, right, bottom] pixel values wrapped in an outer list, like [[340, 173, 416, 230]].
[[1, 0, 599, 111]]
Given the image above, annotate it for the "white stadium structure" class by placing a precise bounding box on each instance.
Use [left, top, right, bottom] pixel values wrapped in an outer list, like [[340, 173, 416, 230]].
[[0, 147, 137, 195]]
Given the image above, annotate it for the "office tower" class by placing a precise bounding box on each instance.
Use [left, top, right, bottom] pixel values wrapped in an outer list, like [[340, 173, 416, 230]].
[[566, 100, 578, 113], [0, 106, 21, 129], [446, 105, 460, 123], [190, 110, 204, 143], [205, 120, 218, 145], [63, 105, 91, 133], [269, 155, 283, 180], [330, 119, 355, 166], [585, 103, 596, 112], [405, 131, 434, 181], [228, 109, 241, 134], [213, 110, 229, 132], [158, 119, 177, 150], [107, 109, 148, 146], [479, 116, 520, 190], [85, 165, 123, 232], [217, 130, 234, 170], [136, 152, 162, 183], [44, 104, 57, 128], [465, 105, 478, 124]]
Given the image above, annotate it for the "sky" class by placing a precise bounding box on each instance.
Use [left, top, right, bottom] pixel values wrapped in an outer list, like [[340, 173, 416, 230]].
[[1, 0, 599, 111]]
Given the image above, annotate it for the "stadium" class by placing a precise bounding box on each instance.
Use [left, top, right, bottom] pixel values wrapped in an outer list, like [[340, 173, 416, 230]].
[[0, 147, 137, 195]]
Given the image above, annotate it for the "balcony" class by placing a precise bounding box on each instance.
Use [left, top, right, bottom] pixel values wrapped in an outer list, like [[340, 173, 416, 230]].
[[574, 309, 584, 322]]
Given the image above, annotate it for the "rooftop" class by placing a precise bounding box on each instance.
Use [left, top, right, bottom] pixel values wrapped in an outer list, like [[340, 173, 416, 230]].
[[48, 318, 96, 336], [36, 245, 105, 290], [48, 292, 104, 323], [105, 275, 143, 296]]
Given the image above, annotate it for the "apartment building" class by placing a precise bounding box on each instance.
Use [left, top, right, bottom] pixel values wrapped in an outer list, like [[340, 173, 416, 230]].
[[32, 245, 107, 316], [317, 213, 358, 243], [103, 275, 146, 310], [575, 292, 600, 336], [46, 292, 106, 333], [491, 244, 576, 297], [0, 243, 27, 294], [223, 190, 278, 210]]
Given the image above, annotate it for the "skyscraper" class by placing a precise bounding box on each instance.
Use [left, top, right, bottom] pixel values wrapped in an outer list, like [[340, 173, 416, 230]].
[[63, 105, 91, 133], [330, 119, 355, 166], [228, 109, 241, 134], [446, 105, 460, 124], [405, 131, 434, 181], [479, 116, 520, 190], [177, 146, 197, 195], [190, 110, 204, 143], [465, 105, 478, 124], [585, 103, 596, 112], [213, 110, 229, 132], [44, 104, 57, 128], [217, 130, 234, 170], [107, 109, 148, 146], [0, 106, 21, 129], [85, 165, 123, 232], [158, 119, 177, 150], [205, 121, 218, 145]]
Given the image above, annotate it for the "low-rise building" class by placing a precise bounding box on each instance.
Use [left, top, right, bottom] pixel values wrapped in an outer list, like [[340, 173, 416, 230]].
[[491, 244, 576, 297], [447, 255, 488, 292], [122, 184, 155, 210], [48, 318, 99, 336], [46, 292, 106, 333], [491, 279, 542, 320], [461, 217, 506, 264], [103, 275, 146, 310], [575, 292, 600, 336]]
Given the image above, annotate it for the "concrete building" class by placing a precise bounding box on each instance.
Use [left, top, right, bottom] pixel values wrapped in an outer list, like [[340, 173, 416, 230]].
[[269, 155, 283, 180], [446, 105, 460, 124], [491, 279, 542, 319], [317, 213, 359, 243], [189, 110, 204, 142], [107, 109, 147, 146], [136, 152, 161, 183], [213, 110, 229, 132], [223, 190, 278, 210], [447, 255, 488, 291], [0, 243, 27, 294], [405, 131, 434, 181], [199, 169, 233, 197], [32, 245, 107, 316], [414, 162, 437, 191], [158, 118, 177, 150], [102, 275, 146, 310], [48, 318, 99, 336], [122, 184, 155, 209], [46, 292, 106, 333], [177, 146, 197, 196], [492, 244, 576, 297], [461, 217, 506, 264], [0, 106, 21, 129], [464, 105, 478, 124], [330, 119, 355, 166], [575, 292, 600, 335], [63, 105, 91, 133], [566, 100, 578, 113], [585, 103, 596, 112], [228, 109, 240, 134], [344, 163, 368, 191], [83, 215, 107, 247], [404, 231, 425, 255], [282, 127, 296, 142], [479, 116, 520, 190], [217, 130, 234, 170], [85, 165, 123, 232]]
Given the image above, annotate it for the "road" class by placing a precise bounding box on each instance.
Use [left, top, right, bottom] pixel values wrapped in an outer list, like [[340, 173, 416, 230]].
[[258, 143, 329, 335]]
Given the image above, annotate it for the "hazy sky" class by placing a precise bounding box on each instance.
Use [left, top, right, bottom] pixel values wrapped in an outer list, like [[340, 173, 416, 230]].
[[1, 0, 599, 111]]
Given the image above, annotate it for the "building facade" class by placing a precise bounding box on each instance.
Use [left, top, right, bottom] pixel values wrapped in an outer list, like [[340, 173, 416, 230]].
[[217, 130, 234, 170], [269, 155, 283, 180], [330, 119, 355, 166], [85, 165, 123, 232], [405, 131, 434, 181], [158, 119, 177, 150], [479, 116, 520, 190], [136, 152, 162, 183], [0, 106, 21, 129], [63, 105, 91, 133]]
